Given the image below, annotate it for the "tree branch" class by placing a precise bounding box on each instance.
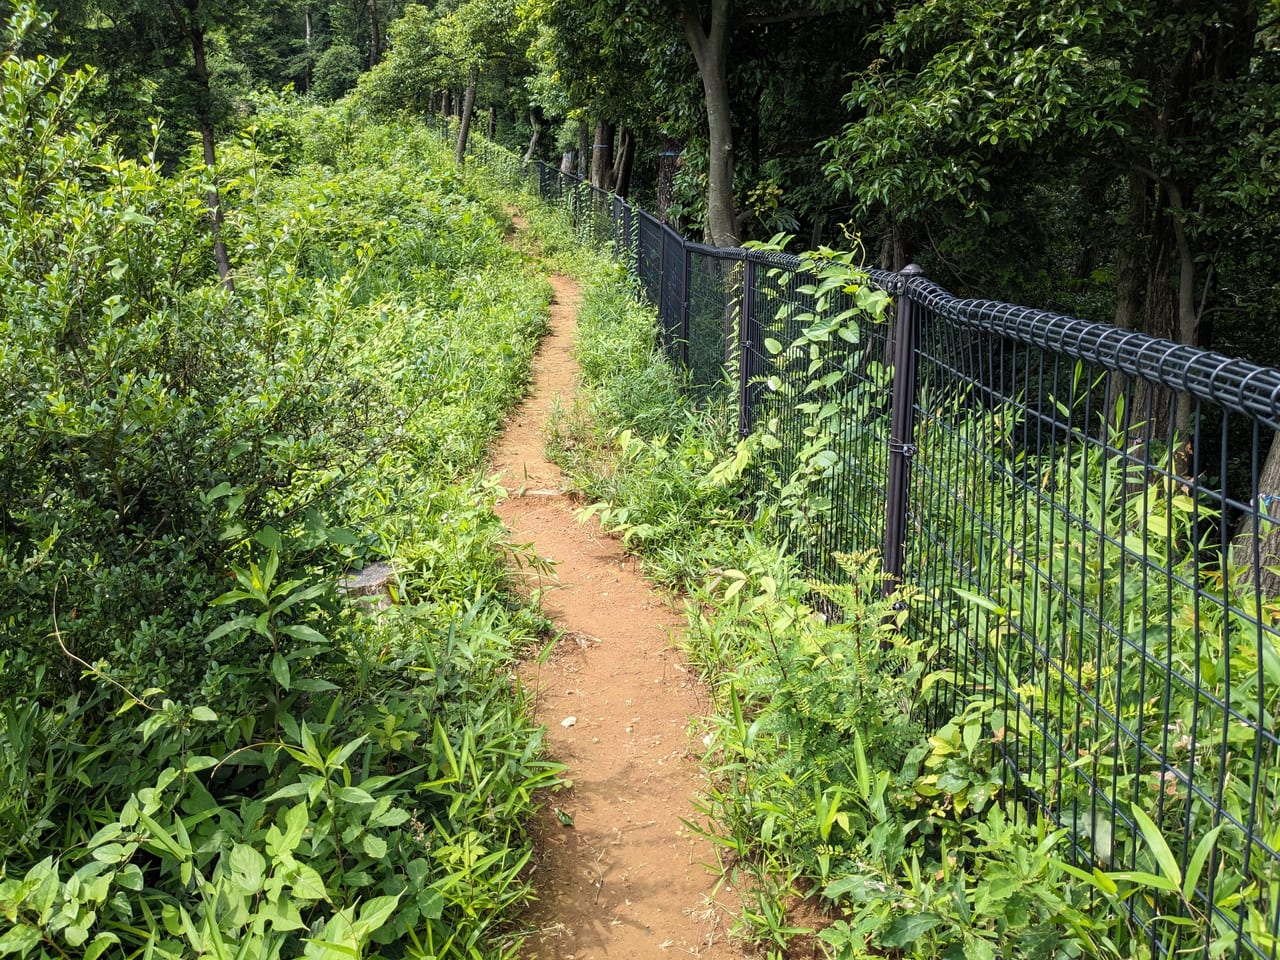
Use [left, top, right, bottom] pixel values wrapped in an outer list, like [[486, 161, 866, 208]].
[[742, 10, 829, 26]]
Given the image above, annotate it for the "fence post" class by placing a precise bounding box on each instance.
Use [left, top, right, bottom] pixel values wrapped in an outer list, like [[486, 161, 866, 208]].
[[658, 226, 669, 346], [739, 255, 758, 438], [883, 264, 924, 594], [681, 241, 692, 368]]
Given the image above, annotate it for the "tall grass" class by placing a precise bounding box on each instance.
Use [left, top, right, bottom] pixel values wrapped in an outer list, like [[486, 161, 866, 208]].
[[0, 25, 559, 957]]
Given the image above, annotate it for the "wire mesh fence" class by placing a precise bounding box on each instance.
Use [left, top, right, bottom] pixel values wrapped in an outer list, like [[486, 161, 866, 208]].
[[447, 131, 1280, 959]]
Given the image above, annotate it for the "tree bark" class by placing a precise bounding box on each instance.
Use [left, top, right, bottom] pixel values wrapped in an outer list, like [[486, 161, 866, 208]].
[[367, 0, 381, 66], [454, 69, 477, 164], [1233, 432, 1280, 596], [656, 135, 682, 223], [487, 105, 496, 140], [591, 118, 615, 191], [168, 0, 232, 289], [303, 6, 313, 91], [681, 0, 739, 246], [523, 108, 543, 163], [613, 127, 635, 198], [576, 121, 589, 178], [1105, 171, 1145, 434]]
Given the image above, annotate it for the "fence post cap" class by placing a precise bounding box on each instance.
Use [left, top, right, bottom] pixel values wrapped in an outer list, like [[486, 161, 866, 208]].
[[901, 263, 924, 276]]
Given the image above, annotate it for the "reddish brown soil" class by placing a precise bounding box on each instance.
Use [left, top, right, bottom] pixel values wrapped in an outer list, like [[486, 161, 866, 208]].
[[490, 267, 744, 959]]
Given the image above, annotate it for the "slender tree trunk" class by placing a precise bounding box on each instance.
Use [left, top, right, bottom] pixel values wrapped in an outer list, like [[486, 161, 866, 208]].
[[1106, 171, 1146, 431], [523, 108, 543, 163], [367, 0, 381, 65], [681, 0, 738, 246], [1234, 432, 1280, 596], [303, 6, 313, 92], [454, 69, 477, 164], [486, 105, 496, 140], [613, 127, 635, 198], [576, 121, 589, 178], [591, 118, 615, 190], [169, 0, 232, 288], [1137, 191, 1183, 432]]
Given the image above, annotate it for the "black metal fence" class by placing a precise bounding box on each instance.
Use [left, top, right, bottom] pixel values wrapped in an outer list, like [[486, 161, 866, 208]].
[[453, 128, 1280, 959]]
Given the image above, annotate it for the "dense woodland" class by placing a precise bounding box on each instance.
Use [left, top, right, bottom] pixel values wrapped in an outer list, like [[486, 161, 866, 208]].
[[37, 0, 1280, 366]]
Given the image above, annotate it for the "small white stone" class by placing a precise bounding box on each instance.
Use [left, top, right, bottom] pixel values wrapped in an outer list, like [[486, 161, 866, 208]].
[[561, 716, 577, 728]]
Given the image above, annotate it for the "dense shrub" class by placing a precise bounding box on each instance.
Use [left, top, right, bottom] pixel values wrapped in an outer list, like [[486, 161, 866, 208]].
[[0, 10, 558, 958]]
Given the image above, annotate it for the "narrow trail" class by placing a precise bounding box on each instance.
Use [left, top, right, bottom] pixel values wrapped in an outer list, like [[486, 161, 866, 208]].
[[489, 256, 742, 959]]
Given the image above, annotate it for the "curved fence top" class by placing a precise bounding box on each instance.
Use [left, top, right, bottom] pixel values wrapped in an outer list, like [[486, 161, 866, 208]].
[[906, 277, 1280, 424]]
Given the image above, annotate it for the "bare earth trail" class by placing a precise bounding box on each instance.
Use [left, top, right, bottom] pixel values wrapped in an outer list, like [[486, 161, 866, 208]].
[[489, 259, 743, 959]]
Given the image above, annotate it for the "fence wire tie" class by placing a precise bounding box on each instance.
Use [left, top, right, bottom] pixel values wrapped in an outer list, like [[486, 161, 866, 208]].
[[889, 439, 917, 458]]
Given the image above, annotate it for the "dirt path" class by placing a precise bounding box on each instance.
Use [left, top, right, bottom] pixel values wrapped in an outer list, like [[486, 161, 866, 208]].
[[490, 266, 742, 959]]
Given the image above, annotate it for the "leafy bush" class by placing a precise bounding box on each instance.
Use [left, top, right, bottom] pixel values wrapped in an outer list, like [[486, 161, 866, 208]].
[[0, 10, 560, 958], [311, 42, 363, 102]]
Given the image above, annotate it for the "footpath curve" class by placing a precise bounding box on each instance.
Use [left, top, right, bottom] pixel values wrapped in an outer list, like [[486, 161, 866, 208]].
[[490, 261, 742, 959]]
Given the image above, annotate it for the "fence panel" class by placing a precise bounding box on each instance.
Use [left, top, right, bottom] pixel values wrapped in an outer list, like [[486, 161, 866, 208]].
[[904, 288, 1280, 957]]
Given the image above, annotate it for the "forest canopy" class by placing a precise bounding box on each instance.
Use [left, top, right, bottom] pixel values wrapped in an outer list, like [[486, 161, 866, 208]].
[[45, 0, 1280, 364]]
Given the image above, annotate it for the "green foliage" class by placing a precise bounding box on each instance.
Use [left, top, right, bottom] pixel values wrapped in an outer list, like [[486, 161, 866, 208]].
[[746, 237, 892, 551], [542, 246, 762, 587], [312, 42, 363, 101], [0, 19, 561, 958]]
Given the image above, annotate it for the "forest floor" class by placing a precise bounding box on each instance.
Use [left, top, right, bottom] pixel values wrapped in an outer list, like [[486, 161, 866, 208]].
[[488, 237, 744, 959]]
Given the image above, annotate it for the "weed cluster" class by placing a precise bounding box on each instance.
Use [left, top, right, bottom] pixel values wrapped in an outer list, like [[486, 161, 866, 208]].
[[0, 14, 557, 958]]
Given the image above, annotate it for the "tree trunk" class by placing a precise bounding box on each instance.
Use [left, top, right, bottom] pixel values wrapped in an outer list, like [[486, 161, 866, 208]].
[[1106, 171, 1147, 431], [487, 105, 495, 140], [524, 109, 543, 163], [367, 0, 381, 66], [681, 0, 738, 246], [1131, 214, 1178, 443], [440, 89, 450, 116], [1233, 431, 1280, 596], [591, 118, 615, 190], [613, 127, 635, 198], [560, 150, 574, 174], [303, 6, 313, 92], [454, 69, 477, 164], [169, 0, 232, 289], [656, 135, 681, 224], [576, 121, 589, 178]]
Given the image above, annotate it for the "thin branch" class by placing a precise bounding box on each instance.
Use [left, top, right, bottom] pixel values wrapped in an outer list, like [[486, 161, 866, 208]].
[[741, 10, 829, 26], [53, 581, 157, 711]]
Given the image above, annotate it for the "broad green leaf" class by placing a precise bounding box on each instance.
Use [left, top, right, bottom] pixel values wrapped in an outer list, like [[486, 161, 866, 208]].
[[0, 924, 41, 955], [290, 863, 330, 902], [355, 894, 401, 933], [280, 624, 327, 645], [271, 653, 291, 691], [229, 844, 267, 894]]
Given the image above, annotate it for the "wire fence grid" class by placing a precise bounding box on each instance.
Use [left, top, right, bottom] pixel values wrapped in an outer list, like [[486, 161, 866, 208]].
[[447, 123, 1280, 960]]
